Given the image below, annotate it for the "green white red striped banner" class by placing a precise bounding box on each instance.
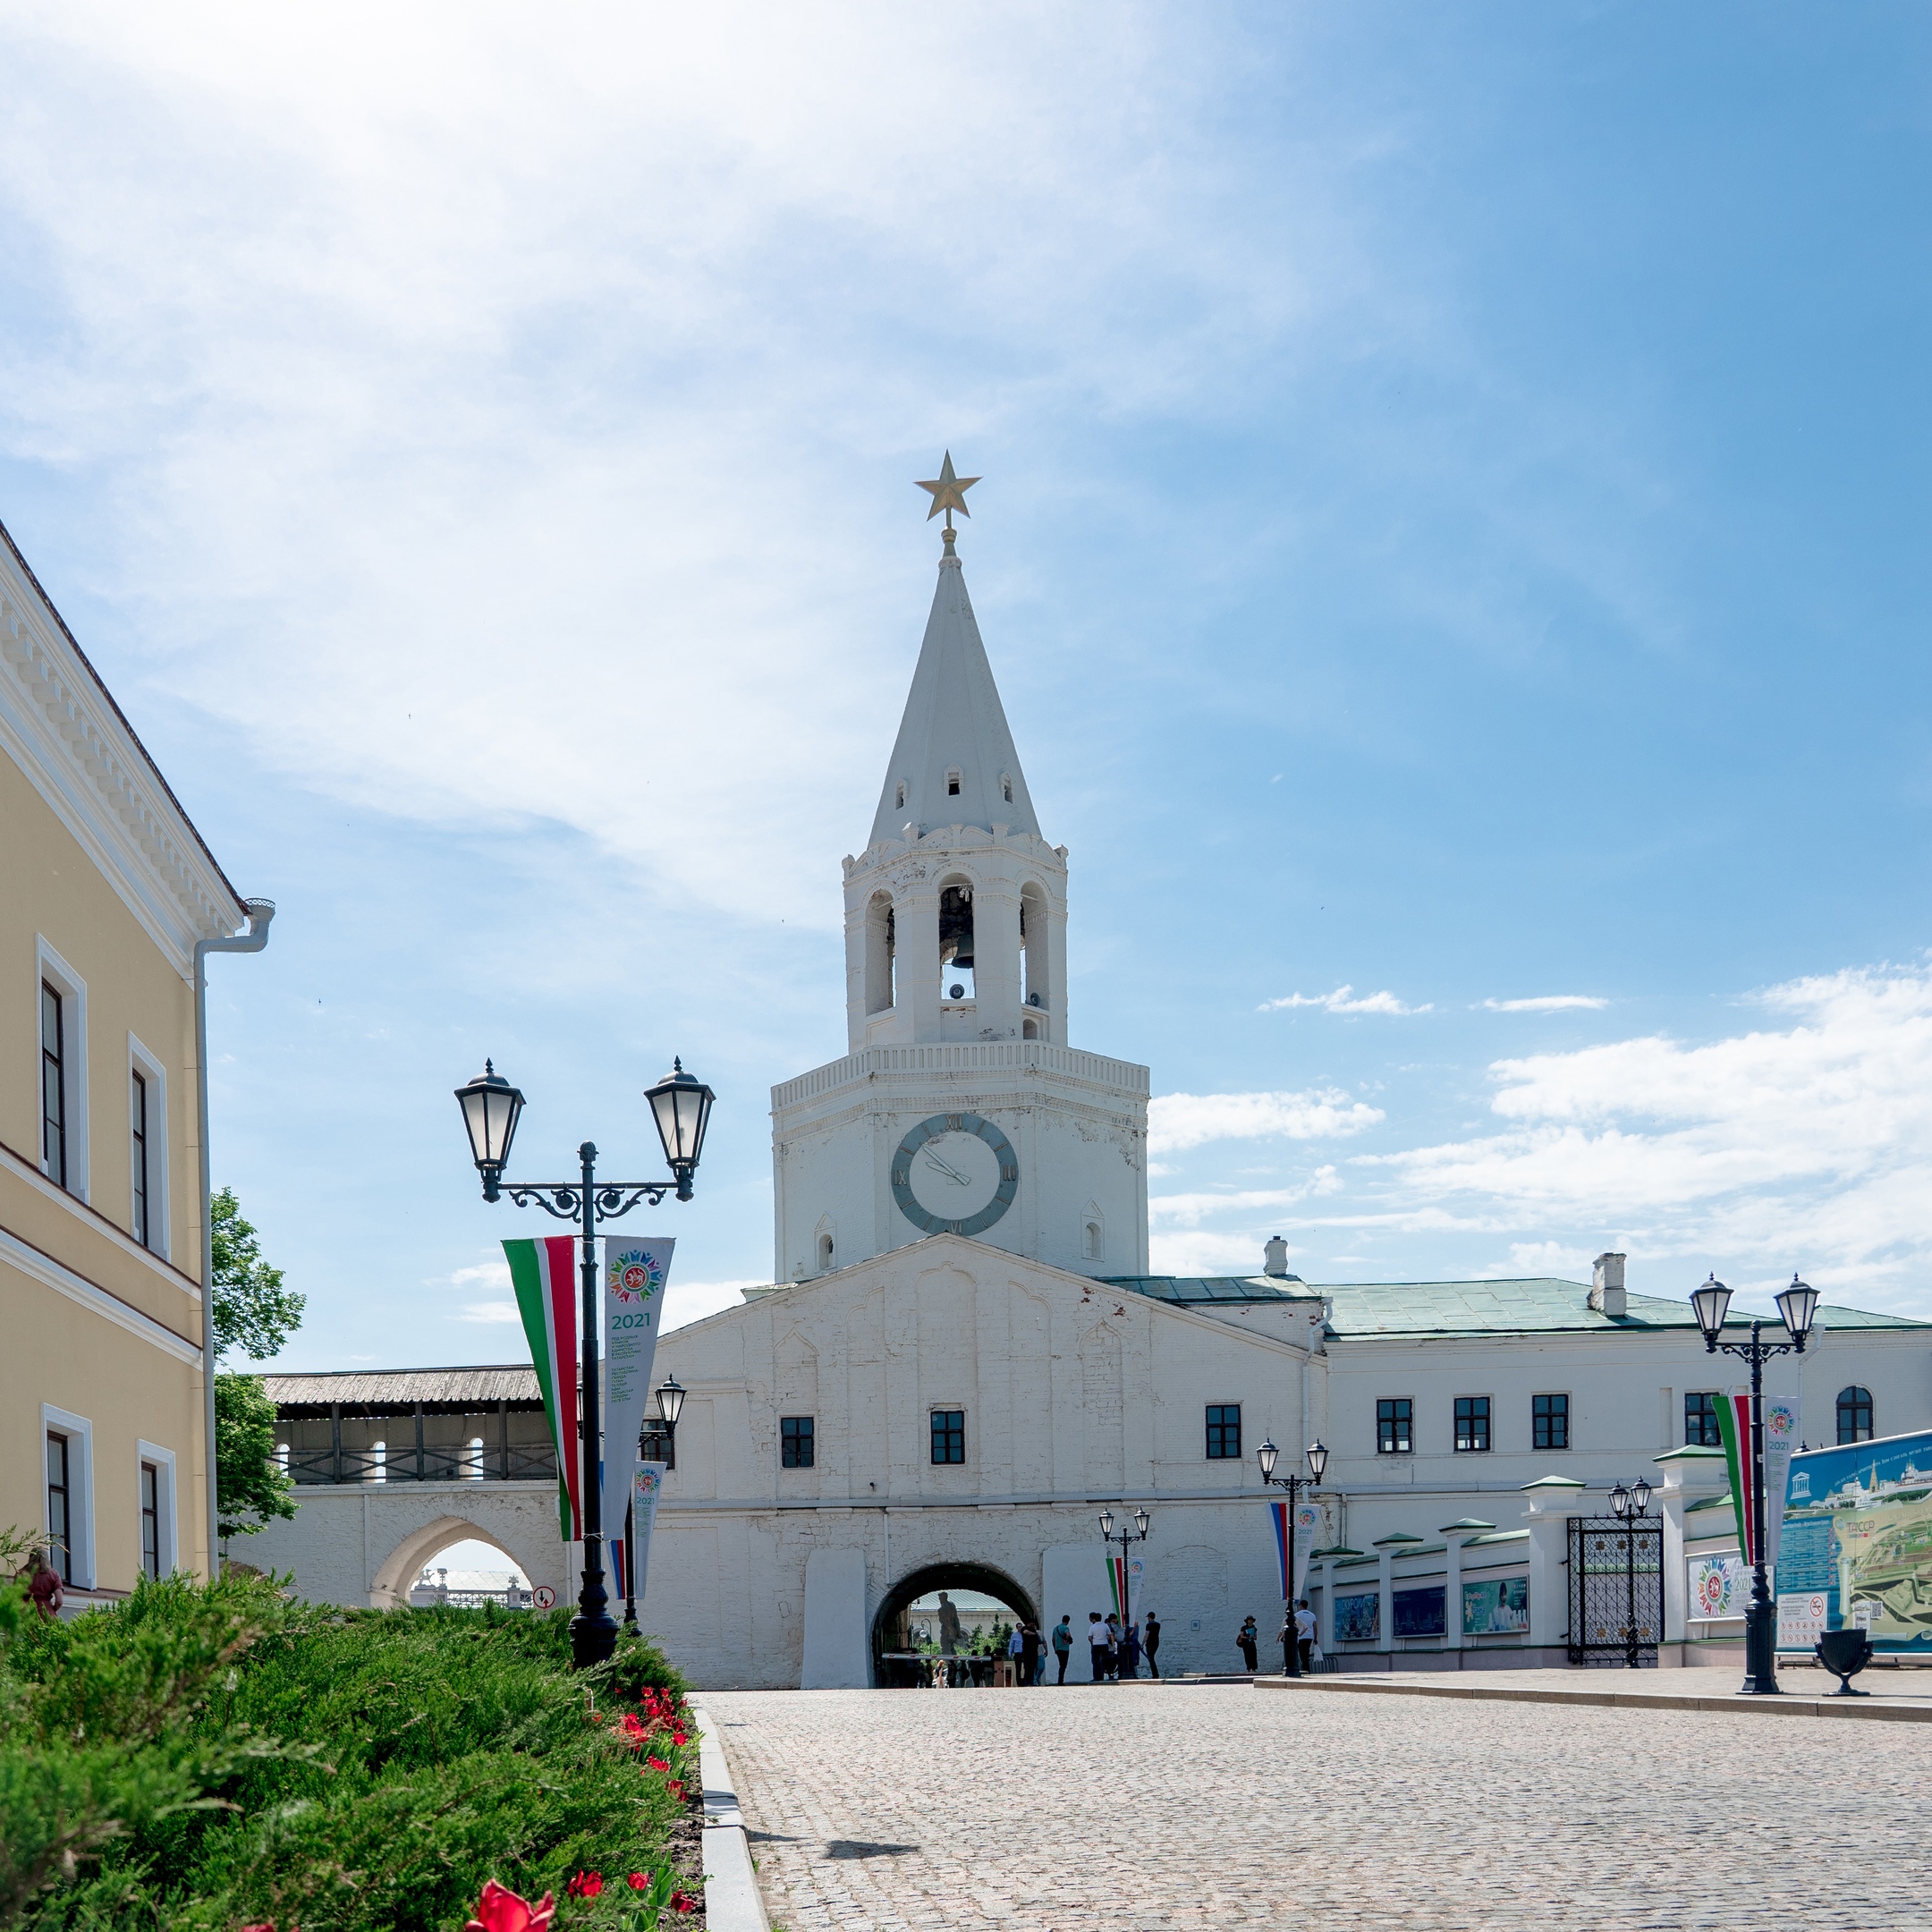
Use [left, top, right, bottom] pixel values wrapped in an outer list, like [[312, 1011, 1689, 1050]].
[[1715, 1391, 1758, 1564], [504, 1235, 580, 1541]]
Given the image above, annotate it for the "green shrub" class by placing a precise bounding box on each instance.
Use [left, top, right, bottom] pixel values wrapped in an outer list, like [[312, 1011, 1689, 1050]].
[[0, 1568, 694, 1932]]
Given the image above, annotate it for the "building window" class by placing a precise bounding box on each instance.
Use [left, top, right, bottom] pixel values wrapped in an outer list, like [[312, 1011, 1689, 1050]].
[[1532, 1392, 1570, 1451], [46, 1430, 72, 1583], [895, 780, 906, 810], [781, 1416, 816, 1469], [1376, 1398, 1413, 1454], [140, 1461, 161, 1579], [1454, 1396, 1491, 1453], [131, 1069, 150, 1247], [1082, 1218, 1102, 1260], [946, 768, 961, 796], [1684, 1391, 1722, 1447], [1837, 1386, 1875, 1445], [41, 981, 67, 1189], [1001, 773, 1013, 803], [640, 1424, 676, 1471], [930, 1409, 965, 1464], [1205, 1404, 1241, 1460]]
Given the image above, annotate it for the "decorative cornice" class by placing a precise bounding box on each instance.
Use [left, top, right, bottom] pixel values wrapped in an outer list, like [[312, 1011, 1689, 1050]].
[[0, 1218, 202, 1366], [0, 519, 246, 975]]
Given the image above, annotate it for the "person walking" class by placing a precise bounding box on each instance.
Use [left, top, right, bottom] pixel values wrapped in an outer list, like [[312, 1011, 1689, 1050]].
[[1053, 1614, 1074, 1683], [1143, 1612, 1162, 1679], [1020, 1621, 1041, 1687], [1295, 1598, 1317, 1674], [1236, 1614, 1259, 1674], [1121, 1619, 1142, 1679], [1103, 1613, 1123, 1682], [1278, 1609, 1296, 1675], [1087, 1612, 1110, 1682]]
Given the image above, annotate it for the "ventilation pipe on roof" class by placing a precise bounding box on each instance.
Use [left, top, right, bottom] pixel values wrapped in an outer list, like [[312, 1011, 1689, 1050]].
[[1263, 1235, 1291, 1278], [1590, 1251, 1628, 1318]]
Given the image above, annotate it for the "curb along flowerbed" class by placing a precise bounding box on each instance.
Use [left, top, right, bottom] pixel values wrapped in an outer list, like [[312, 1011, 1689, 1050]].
[[0, 1567, 703, 1930]]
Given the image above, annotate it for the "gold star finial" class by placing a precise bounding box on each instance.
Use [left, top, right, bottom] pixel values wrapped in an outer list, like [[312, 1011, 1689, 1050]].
[[915, 451, 979, 548]]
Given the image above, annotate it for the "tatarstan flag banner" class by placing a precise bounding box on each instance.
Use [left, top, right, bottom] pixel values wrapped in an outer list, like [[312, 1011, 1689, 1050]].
[[504, 1235, 581, 1542], [1269, 1500, 1292, 1600], [1715, 1391, 1758, 1564]]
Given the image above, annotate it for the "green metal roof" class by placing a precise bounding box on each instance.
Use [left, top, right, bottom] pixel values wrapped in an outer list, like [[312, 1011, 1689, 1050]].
[[1099, 1273, 1928, 1339]]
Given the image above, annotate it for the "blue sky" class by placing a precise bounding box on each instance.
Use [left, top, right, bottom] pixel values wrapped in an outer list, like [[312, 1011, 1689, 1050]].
[[4, 3, 1930, 1368]]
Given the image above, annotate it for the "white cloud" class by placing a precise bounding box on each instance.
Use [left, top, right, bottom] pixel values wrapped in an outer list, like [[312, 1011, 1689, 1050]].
[[1366, 962, 1932, 1311], [1149, 1089, 1384, 1153], [446, 1262, 512, 1289], [1481, 995, 1608, 1013], [457, 1300, 519, 1325], [1259, 986, 1433, 1015], [665, 1278, 768, 1332], [1150, 1172, 1343, 1230], [1149, 1230, 1297, 1277]]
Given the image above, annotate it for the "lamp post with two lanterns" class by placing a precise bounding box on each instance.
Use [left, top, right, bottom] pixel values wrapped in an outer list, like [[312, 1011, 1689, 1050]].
[[455, 1057, 715, 1669], [1689, 1271, 1819, 1696], [1606, 1476, 1655, 1671], [1256, 1437, 1328, 1675], [1097, 1507, 1150, 1673]]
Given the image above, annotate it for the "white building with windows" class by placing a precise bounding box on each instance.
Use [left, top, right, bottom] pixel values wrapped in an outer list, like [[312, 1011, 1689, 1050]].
[[250, 514, 1932, 1681]]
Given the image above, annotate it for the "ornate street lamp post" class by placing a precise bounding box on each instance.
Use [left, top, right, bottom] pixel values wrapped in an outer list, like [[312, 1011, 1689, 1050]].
[[621, 1376, 687, 1630], [456, 1058, 715, 1668], [1097, 1506, 1151, 1676], [1607, 1477, 1655, 1671], [1257, 1437, 1329, 1675], [1690, 1272, 1819, 1695]]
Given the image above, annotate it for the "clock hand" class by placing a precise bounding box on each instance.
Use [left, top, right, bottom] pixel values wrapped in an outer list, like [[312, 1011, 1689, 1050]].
[[921, 1148, 972, 1186]]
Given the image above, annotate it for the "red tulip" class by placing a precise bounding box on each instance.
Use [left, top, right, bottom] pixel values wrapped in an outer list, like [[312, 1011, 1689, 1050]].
[[671, 1890, 699, 1912], [627, 1872, 650, 1890], [565, 1871, 604, 1898], [465, 1879, 556, 1931], [647, 1754, 670, 1772]]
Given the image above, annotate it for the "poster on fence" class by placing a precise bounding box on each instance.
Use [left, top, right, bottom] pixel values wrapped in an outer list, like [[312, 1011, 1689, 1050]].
[[1688, 1553, 1750, 1621], [1333, 1590, 1380, 1642], [1462, 1577, 1529, 1636], [1776, 1428, 1932, 1655]]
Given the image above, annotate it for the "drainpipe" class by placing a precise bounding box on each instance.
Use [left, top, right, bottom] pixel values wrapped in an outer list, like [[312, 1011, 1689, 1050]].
[[195, 898, 276, 1578]]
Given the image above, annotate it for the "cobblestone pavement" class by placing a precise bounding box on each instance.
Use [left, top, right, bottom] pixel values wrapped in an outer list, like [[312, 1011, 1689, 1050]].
[[702, 1682, 1927, 1931]]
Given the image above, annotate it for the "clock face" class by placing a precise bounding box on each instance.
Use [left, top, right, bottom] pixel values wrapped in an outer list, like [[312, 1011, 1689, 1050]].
[[891, 1112, 1020, 1237]]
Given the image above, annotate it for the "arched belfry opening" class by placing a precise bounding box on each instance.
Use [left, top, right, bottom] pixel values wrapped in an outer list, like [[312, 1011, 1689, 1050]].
[[939, 879, 975, 1002], [871, 1560, 1037, 1687], [865, 892, 896, 1014], [1021, 881, 1051, 1027]]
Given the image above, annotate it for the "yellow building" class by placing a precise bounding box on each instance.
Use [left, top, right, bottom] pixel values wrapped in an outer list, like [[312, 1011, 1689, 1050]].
[[2, 517, 272, 1597]]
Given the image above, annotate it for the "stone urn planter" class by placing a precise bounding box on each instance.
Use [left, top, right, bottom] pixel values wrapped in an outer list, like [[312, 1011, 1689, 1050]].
[[1815, 1626, 1873, 1696]]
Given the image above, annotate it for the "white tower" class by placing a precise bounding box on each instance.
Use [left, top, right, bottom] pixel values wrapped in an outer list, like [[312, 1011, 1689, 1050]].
[[770, 468, 1149, 1283]]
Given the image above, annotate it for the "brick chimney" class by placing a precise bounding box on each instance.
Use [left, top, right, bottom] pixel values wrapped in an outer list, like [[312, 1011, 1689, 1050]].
[[1589, 1251, 1627, 1318]]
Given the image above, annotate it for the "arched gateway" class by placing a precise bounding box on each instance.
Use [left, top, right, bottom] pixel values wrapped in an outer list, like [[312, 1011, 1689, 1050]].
[[871, 1561, 1037, 1687]]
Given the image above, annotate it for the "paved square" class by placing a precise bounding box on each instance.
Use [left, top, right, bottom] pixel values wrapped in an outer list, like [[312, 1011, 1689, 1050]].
[[701, 1682, 1926, 1930]]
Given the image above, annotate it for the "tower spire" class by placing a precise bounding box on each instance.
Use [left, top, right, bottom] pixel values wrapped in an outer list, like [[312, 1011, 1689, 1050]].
[[869, 459, 1037, 848]]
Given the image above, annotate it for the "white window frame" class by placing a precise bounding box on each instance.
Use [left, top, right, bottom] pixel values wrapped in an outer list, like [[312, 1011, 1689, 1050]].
[[36, 938, 89, 1203], [41, 1403, 96, 1589], [135, 1440, 179, 1577], [126, 1032, 170, 1258]]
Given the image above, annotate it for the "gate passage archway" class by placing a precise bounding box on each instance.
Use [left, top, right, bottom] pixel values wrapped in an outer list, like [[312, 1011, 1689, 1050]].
[[872, 1561, 1037, 1687]]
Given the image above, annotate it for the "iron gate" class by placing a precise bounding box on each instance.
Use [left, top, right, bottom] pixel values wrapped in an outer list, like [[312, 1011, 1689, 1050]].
[[1566, 1516, 1663, 1667]]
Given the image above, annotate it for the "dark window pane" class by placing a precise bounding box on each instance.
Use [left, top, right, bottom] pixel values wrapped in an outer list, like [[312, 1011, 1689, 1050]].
[[781, 1415, 815, 1469], [1533, 1393, 1571, 1451], [1684, 1392, 1722, 1448], [46, 1431, 72, 1584], [1836, 1386, 1874, 1445], [140, 1462, 160, 1579], [930, 1410, 965, 1464], [131, 1070, 149, 1249], [1376, 1398, 1412, 1454], [41, 982, 66, 1189], [1454, 1396, 1491, 1453], [1205, 1404, 1241, 1460]]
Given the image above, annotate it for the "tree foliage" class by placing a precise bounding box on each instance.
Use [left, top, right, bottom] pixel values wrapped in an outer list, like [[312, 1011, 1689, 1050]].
[[209, 1187, 305, 1364], [214, 1376, 295, 1541]]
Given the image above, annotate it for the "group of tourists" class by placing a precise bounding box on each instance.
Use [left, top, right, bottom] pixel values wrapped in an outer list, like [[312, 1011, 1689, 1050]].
[[1234, 1601, 1318, 1674], [1077, 1609, 1161, 1681]]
